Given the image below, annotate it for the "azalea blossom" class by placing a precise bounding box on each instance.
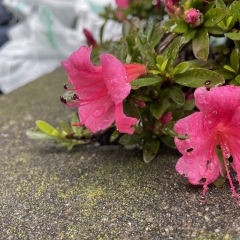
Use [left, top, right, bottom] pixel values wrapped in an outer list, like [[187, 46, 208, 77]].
[[174, 86, 240, 203], [61, 46, 146, 134]]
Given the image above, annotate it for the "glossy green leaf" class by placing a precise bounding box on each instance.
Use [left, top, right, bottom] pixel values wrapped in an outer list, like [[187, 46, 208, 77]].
[[36, 120, 60, 137], [162, 36, 183, 71], [130, 75, 163, 89], [215, 0, 226, 8], [202, 1, 216, 14], [150, 99, 170, 119], [182, 29, 197, 44], [119, 133, 144, 147], [175, 68, 225, 88], [226, 31, 240, 41], [110, 129, 120, 143], [223, 65, 236, 73], [149, 22, 164, 48], [169, 86, 185, 105], [172, 62, 189, 75], [161, 19, 189, 33], [206, 26, 226, 35], [214, 68, 234, 80], [227, 1, 239, 29], [136, 32, 157, 69], [231, 49, 239, 73], [204, 8, 226, 27], [192, 28, 209, 61], [143, 139, 160, 163]]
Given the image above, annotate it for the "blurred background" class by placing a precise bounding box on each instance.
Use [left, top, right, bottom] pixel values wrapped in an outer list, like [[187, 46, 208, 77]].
[[0, 0, 122, 93]]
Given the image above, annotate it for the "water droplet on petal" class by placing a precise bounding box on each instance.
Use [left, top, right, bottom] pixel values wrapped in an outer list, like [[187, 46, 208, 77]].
[[205, 80, 211, 86], [221, 141, 231, 159], [93, 106, 105, 118]]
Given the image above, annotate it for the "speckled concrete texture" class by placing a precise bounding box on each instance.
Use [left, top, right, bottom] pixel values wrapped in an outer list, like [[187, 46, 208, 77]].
[[1, 67, 240, 239]]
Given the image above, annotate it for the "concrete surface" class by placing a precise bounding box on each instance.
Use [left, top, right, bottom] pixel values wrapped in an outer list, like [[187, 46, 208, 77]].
[[0, 67, 240, 239]]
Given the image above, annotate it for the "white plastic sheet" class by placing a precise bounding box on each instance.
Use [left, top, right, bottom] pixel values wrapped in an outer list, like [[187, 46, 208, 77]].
[[0, 0, 122, 93]]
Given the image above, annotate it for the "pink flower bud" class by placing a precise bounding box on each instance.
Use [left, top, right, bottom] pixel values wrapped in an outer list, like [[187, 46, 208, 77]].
[[116, 0, 129, 8], [184, 8, 200, 24], [164, 0, 179, 14], [83, 29, 97, 47]]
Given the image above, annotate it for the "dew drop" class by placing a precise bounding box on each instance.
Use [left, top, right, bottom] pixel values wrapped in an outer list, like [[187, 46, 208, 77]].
[[93, 106, 105, 118], [205, 80, 211, 85]]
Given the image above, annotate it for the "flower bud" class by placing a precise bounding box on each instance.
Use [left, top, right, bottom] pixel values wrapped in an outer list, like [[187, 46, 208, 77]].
[[184, 8, 203, 27]]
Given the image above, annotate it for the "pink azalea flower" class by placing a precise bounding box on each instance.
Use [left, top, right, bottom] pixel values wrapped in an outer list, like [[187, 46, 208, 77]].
[[61, 46, 146, 134], [184, 8, 200, 24], [174, 86, 240, 203], [116, 0, 129, 8]]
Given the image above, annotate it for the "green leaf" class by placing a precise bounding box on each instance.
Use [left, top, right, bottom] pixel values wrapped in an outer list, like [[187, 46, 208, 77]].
[[110, 129, 120, 143], [235, 75, 240, 83], [204, 8, 227, 27], [214, 68, 234, 80], [136, 33, 157, 69], [119, 133, 144, 147], [60, 121, 72, 135], [206, 26, 226, 35], [26, 128, 58, 141], [122, 21, 131, 37], [226, 31, 240, 41], [149, 22, 164, 48], [230, 49, 240, 72], [161, 19, 189, 33], [182, 29, 197, 44], [130, 75, 163, 89], [145, 22, 154, 42], [223, 65, 236, 73], [150, 99, 170, 119], [162, 36, 184, 71], [215, 0, 226, 9], [202, 1, 216, 14], [172, 62, 189, 75], [143, 139, 160, 163], [36, 120, 60, 137], [175, 68, 225, 88], [184, 99, 195, 110], [169, 86, 185, 105], [192, 27, 209, 61], [160, 135, 176, 149], [227, 1, 240, 29]]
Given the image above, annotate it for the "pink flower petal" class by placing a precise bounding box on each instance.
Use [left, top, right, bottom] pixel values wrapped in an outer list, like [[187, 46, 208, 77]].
[[100, 54, 131, 105], [115, 103, 138, 134], [79, 95, 115, 133]]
